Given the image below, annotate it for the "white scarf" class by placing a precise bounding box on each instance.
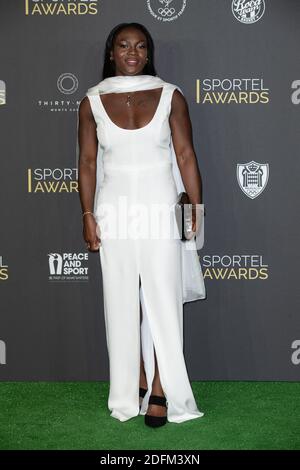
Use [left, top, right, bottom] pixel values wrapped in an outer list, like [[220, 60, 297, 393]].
[[78, 74, 206, 302], [86, 73, 166, 95]]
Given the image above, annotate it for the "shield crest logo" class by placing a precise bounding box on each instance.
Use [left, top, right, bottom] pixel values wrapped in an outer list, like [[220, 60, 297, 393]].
[[236, 161, 269, 199]]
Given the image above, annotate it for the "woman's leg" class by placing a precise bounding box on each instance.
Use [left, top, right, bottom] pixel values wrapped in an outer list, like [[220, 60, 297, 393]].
[[147, 348, 167, 417], [139, 239, 204, 423], [139, 302, 148, 398], [100, 238, 141, 421], [140, 298, 167, 416]]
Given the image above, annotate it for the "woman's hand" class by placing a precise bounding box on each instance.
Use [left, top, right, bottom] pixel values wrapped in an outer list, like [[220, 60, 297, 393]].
[[83, 214, 101, 251], [188, 204, 203, 239]]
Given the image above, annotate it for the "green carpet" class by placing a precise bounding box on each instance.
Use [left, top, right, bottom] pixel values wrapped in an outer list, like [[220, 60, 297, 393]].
[[0, 382, 299, 450]]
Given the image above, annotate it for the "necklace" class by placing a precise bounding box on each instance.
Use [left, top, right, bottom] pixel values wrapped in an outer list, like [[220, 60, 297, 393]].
[[126, 93, 134, 106]]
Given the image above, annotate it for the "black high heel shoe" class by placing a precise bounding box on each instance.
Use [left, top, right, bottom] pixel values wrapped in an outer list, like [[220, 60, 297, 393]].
[[144, 394, 168, 428]]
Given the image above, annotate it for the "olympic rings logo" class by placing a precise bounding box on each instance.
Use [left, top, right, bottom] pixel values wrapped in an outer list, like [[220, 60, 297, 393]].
[[158, 7, 176, 17]]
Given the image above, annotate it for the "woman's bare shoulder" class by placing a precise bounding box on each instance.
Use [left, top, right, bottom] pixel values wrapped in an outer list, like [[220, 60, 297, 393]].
[[170, 87, 188, 114], [79, 96, 93, 119]]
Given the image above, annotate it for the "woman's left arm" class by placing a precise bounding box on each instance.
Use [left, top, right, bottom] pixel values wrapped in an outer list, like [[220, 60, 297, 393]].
[[169, 89, 203, 206]]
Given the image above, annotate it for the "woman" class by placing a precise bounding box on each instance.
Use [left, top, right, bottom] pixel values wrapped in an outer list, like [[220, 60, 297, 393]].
[[77, 22, 206, 427]]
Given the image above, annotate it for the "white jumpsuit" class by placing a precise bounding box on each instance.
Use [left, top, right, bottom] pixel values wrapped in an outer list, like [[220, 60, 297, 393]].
[[87, 81, 205, 423]]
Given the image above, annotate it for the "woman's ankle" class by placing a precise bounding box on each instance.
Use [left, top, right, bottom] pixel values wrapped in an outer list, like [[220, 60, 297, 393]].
[[150, 380, 164, 397]]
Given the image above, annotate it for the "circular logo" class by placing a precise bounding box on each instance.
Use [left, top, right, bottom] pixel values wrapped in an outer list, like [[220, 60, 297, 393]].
[[232, 0, 265, 24], [147, 0, 187, 22], [57, 73, 78, 95]]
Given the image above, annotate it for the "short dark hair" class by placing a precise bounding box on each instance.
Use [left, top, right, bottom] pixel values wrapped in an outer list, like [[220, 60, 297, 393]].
[[102, 22, 157, 79]]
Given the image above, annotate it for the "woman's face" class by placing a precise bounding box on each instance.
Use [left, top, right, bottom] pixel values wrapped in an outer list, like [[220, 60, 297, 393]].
[[110, 27, 148, 76]]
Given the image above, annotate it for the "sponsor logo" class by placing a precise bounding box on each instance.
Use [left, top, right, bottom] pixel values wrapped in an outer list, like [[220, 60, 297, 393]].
[[196, 78, 270, 104], [232, 0, 265, 24], [37, 73, 80, 112], [237, 161, 269, 199], [202, 254, 269, 280], [291, 80, 300, 105], [0, 256, 8, 281], [291, 340, 300, 365], [24, 0, 98, 16], [27, 168, 78, 193], [48, 252, 89, 282], [57, 73, 79, 95], [147, 0, 187, 22], [0, 80, 6, 106]]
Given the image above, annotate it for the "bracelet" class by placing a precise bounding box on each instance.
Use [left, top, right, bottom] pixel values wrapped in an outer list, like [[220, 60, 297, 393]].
[[82, 211, 94, 218]]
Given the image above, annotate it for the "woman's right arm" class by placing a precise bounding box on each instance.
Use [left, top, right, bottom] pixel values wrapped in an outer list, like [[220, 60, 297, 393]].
[[78, 96, 101, 251]]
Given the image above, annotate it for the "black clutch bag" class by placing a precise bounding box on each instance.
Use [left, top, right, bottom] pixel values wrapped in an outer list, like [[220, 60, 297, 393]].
[[174, 192, 194, 241]]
